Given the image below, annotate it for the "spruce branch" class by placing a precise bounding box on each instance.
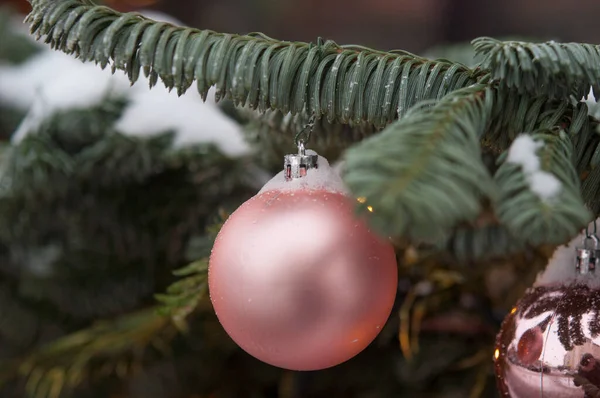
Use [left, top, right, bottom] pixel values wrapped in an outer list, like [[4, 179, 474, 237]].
[[473, 37, 600, 99], [156, 216, 226, 328], [483, 91, 600, 213], [494, 130, 591, 246], [484, 91, 598, 166], [155, 259, 208, 328], [444, 224, 525, 263], [25, 0, 483, 128], [343, 84, 496, 241], [0, 308, 173, 398]]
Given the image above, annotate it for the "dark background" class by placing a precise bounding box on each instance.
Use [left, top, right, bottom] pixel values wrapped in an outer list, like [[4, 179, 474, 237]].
[[4, 0, 600, 54]]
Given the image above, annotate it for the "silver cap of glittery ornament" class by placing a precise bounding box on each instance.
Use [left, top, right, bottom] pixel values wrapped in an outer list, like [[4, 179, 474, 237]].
[[284, 141, 318, 181], [576, 234, 600, 275]]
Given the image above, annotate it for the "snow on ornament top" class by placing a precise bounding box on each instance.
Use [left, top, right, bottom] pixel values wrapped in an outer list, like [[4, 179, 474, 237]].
[[534, 218, 600, 289], [258, 149, 349, 196]]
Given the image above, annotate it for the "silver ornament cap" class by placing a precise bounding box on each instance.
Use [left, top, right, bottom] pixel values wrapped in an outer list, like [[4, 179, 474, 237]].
[[284, 141, 318, 181], [576, 234, 600, 275]]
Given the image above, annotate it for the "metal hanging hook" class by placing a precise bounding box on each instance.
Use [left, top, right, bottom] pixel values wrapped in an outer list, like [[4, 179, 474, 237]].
[[294, 115, 316, 149], [586, 219, 598, 238], [297, 139, 306, 156], [284, 116, 318, 181], [577, 223, 600, 275]]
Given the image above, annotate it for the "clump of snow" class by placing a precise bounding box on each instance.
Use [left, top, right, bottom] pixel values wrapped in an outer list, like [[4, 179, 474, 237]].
[[535, 218, 600, 288], [582, 87, 600, 119], [112, 83, 248, 155], [506, 135, 562, 201], [8, 52, 131, 142], [0, 51, 102, 111], [1, 11, 249, 156], [258, 150, 349, 195]]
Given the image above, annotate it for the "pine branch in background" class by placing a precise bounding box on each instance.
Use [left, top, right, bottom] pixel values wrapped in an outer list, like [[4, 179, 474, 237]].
[[473, 37, 600, 99], [0, 209, 222, 398], [494, 129, 591, 246], [156, 212, 228, 327], [0, 309, 172, 398], [424, 37, 545, 69], [25, 0, 483, 129], [155, 259, 208, 328], [443, 224, 526, 263], [0, 8, 41, 139], [343, 84, 495, 241], [0, 95, 255, 325], [1, 98, 129, 198]]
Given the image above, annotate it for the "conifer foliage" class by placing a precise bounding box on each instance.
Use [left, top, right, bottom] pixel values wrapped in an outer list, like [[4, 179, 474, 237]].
[[24, 0, 600, 250]]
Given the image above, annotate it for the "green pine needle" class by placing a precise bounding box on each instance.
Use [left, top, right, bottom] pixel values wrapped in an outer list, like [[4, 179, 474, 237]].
[[473, 37, 600, 99], [155, 259, 208, 324], [0, 309, 171, 398], [155, 216, 226, 324], [343, 85, 496, 241], [26, 0, 483, 129], [494, 130, 591, 246]]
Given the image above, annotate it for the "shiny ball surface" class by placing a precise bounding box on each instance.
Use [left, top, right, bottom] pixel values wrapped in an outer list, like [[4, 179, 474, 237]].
[[208, 189, 398, 371], [495, 283, 600, 397]]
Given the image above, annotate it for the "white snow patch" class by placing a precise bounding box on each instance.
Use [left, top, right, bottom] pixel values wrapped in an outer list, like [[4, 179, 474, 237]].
[[258, 151, 349, 195], [506, 135, 562, 201], [1, 12, 247, 156], [535, 218, 600, 288], [0, 51, 103, 110], [113, 83, 249, 155], [582, 87, 600, 119], [9, 52, 131, 142]]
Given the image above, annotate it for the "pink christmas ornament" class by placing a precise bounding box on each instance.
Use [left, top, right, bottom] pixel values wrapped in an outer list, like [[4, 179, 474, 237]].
[[208, 148, 397, 371]]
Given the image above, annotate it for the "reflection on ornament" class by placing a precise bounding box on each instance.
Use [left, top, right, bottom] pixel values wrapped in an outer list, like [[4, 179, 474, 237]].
[[208, 152, 398, 371], [356, 196, 374, 212], [516, 326, 544, 366], [495, 284, 600, 397]]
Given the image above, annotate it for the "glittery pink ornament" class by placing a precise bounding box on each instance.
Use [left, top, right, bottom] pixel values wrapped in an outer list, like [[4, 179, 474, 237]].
[[495, 228, 600, 397], [208, 151, 397, 371]]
